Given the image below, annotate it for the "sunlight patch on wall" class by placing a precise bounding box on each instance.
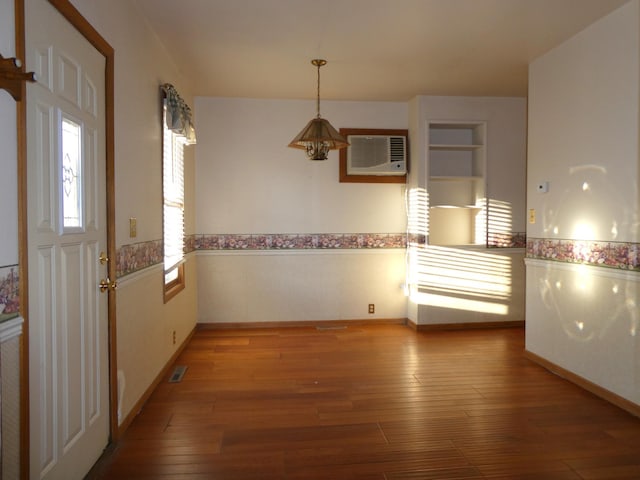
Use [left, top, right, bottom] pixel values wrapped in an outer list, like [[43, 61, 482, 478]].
[[413, 246, 512, 300], [408, 245, 512, 314], [487, 199, 513, 247], [410, 290, 509, 315], [405, 191, 515, 314], [407, 187, 429, 240], [475, 198, 487, 245], [530, 259, 639, 341]]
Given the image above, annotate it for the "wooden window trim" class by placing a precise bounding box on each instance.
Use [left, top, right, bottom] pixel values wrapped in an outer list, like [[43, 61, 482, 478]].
[[161, 95, 186, 302], [163, 263, 185, 303]]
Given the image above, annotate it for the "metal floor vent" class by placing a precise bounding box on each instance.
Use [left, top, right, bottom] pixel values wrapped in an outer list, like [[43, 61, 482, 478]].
[[316, 325, 347, 331], [169, 365, 188, 383]]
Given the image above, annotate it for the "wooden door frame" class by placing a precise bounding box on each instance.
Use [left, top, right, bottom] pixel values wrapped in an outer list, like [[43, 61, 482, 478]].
[[17, 0, 117, 477]]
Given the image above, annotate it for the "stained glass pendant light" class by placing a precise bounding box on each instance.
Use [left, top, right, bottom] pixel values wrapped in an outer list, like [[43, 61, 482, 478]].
[[288, 59, 349, 160]]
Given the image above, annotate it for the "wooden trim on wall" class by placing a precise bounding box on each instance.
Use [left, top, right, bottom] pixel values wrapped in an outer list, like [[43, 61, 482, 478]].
[[16, 0, 29, 477], [116, 327, 196, 436], [163, 264, 186, 303], [85, 326, 196, 478], [197, 318, 409, 330], [524, 349, 640, 419], [339, 128, 408, 184], [197, 319, 525, 332], [406, 320, 525, 331], [48, 0, 114, 55]]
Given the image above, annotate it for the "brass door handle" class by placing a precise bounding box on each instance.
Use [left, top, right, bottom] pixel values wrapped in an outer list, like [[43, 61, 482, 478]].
[[99, 278, 117, 292], [99, 251, 109, 265]]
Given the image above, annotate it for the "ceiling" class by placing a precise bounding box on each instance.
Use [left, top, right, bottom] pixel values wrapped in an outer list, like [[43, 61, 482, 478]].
[[133, 0, 629, 102]]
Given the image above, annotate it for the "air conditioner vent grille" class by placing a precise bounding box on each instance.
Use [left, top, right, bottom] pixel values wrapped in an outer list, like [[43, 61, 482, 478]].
[[389, 136, 406, 163]]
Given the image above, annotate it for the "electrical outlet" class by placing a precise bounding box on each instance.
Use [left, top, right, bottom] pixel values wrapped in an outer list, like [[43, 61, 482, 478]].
[[529, 209, 536, 224], [172, 330, 176, 345], [368, 304, 375, 314], [129, 217, 137, 238]]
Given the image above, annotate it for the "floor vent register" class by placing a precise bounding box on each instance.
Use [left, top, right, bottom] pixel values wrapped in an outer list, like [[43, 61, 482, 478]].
[[169, 365, 188, 383]]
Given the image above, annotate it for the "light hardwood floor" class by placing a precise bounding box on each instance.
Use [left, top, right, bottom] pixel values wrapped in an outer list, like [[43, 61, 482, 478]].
[[91, 325, 640, 479]]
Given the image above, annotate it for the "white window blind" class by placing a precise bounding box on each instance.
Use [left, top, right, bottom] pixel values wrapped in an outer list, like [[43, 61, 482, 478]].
[[163, 102, 185, 285]]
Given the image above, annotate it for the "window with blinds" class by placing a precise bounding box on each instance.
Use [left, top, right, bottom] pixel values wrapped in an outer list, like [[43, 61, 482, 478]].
[[163, 101, 185, 299]]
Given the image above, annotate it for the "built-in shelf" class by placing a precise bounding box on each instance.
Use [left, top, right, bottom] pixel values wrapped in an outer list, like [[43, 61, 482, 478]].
[[427, 121, 487, 246]]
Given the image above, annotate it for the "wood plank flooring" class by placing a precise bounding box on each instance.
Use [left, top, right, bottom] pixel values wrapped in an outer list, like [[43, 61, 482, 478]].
[[90, 325, 640, 479]]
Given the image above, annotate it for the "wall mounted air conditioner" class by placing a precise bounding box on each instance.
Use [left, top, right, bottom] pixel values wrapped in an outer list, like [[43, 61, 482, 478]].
[[346, 134, 407, 176]]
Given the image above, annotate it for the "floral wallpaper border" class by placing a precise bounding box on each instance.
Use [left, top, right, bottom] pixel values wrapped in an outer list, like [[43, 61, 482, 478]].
[[488, 232, 527, 248], [115, 233, 407, 278], [407, 232, 527, 248], [115, 231, 530, 278], [194, 233, 407, 251], [116, 240, 163, 278], [0, 265, 20, 322], [526, 237, 640, 272]]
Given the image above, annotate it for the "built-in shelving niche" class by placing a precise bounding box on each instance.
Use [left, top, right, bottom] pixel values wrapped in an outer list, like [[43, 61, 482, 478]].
[[427, 121, 486, 246]]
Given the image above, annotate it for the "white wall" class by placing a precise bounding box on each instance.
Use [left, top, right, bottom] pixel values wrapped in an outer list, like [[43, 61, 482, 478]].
[[198, 251, 406, 323], [69, 0, 198, 423], [0, 0, 18, 268], [415, 95, 528, 232], [196, 98, 408, 234], [0, 2, 22, 477], [527, 2, 638, 244], [406, 97, 424, 325], [70, 0, 196, 245], [407, 95, 528, 326], [195, 97, 409, 323], [526, 0, 640, 406]]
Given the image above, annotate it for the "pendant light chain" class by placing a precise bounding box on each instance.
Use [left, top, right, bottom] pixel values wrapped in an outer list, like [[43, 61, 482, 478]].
[[316, 61, 321, 118]]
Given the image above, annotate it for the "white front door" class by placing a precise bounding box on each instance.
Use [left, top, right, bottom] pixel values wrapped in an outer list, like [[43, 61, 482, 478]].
[[26, 0, 110, 478]]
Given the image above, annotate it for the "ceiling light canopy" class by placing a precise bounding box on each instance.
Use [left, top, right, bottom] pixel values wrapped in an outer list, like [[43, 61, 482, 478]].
[[288, 59, 349, 161]]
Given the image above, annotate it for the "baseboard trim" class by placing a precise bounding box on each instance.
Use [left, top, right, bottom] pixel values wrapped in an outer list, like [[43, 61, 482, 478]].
[[116, 326, 197, 436], [86, 326, 196, 479], [524, 350, 640, 418], [407, 320, 525, 331], [197, 318, 408, 330]]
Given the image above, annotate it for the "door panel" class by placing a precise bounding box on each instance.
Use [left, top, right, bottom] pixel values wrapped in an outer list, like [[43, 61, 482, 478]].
[[26, 0, 109, 478]]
